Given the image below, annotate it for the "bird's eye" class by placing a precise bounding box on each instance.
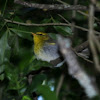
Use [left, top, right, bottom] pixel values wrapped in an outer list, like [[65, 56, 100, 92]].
[[38, 34, 43, 35], [38, 34, 45, 36]]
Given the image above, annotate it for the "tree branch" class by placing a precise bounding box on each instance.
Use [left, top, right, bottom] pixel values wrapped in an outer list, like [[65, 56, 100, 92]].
[[4, 19, 100, 35], [57, 35, 99, 98], [57, 0, 100, 22], [14, 0, 87, 11], [74, 41, 88, 52], [88, 1, 100, 72]]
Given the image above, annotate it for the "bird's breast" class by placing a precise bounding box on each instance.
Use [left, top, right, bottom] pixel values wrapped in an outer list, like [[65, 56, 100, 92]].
[[34, 44, 60, 62]]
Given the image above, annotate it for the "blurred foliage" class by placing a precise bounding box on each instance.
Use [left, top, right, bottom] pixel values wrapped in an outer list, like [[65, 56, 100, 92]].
[[0, 0, 100, 100]]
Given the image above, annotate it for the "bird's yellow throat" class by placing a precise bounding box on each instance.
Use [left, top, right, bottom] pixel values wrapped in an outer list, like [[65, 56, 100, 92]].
[[32, 32, 49, 54]]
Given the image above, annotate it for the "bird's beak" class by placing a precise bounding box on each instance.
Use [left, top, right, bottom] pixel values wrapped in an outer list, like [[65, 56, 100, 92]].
[[32, 32, 35, 35]]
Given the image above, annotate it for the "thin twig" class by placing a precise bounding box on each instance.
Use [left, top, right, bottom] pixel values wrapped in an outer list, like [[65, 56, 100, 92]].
[[92, 34, 100, 52], [58, 14, 70, 24], [77, 10, 100, 21], [4, 19, 100, 35], [5, 19, 69, 26], [71, 0, 78, 30], [57, 0, 100, 22], [74, 41, 89, 52], [71, 0, 78, 41], [2, 0, 8, 16], [56, 73, 65, 96], [88, 1, 100, 72], [74, 50, 93, 63]]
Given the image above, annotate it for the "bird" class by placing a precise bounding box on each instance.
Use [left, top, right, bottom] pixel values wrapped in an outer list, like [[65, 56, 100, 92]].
[[32, 32, 64, 67]]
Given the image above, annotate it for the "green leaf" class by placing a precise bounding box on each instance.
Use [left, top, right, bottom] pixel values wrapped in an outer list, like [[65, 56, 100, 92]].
[[54, 26, 73, 36], [49, 33, 57, 40], [27, 74, 46, 93], [0, 31, 10, 64], [22, 95, 32, 100], [0, 64, 5, 74], [13, 36, 19, 54], [0, 64, 5, 81], [0, 74, 4, 81], [37, 85, 58, 100], [6, 66, 27, 91], [31, 27, 46, 33], [10, 28, 32, 41], [41, 18, 51, 23], [52, 18, 73, 36], [13, 16, 23, 22]]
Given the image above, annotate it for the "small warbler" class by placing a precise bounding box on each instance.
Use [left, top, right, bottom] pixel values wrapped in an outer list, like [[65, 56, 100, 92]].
[[32, 32, 63, 66]]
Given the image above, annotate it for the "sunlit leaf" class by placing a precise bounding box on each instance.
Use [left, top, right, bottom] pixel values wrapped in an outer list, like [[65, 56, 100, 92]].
[[22, 95, 32, 100], [37, 85, 58, 100]]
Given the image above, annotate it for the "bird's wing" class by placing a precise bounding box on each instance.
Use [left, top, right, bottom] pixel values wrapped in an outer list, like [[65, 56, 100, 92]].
[[43, 42, 60, 59], [44, 42, 66, 67]]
